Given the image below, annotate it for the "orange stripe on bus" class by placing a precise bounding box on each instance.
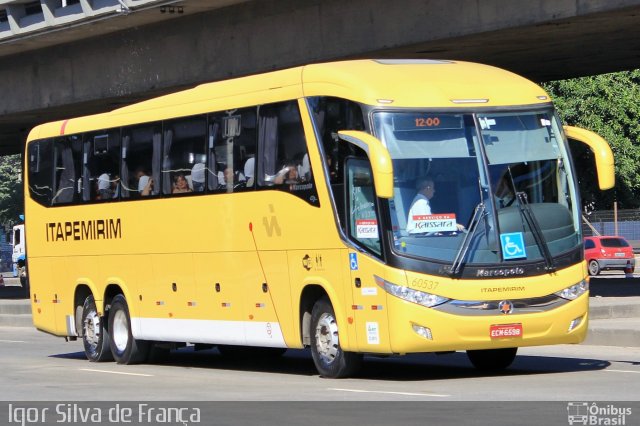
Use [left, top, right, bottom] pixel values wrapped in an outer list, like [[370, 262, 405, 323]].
[[60, 119, 69, 135]]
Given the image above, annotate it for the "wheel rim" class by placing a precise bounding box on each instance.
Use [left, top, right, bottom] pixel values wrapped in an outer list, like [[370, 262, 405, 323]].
[[112, 309, 129, 352], [589, 261, 599, 275], [83, 310, 101, 351], [314, 312, 339, 365]]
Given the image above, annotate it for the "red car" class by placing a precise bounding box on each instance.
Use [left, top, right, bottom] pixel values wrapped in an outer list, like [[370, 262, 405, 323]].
[[583, 236, 635, 276]]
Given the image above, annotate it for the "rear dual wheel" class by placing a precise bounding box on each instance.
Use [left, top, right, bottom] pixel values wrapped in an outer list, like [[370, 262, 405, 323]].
[[108, 294, 150, 364], [81, 295, 113, 362]]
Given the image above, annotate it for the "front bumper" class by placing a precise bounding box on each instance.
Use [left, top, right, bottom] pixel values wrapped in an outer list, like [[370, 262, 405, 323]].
[[387, 292, 589, 353]]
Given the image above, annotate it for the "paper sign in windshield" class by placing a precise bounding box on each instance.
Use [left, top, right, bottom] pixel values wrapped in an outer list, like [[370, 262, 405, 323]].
[[411, 214, 457, 233], [356, 219, 378, 239]]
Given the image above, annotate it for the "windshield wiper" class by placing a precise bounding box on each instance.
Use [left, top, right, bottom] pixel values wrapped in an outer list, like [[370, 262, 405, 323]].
[[450, 202, 487, 276], [515, 192, 556, 272]]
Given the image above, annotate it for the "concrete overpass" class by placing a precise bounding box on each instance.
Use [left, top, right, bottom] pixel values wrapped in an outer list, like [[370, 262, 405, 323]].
[[1, 0, 640, 154]]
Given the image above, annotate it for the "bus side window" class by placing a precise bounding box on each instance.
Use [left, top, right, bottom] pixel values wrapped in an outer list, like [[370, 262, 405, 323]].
[[162, 116, 207, 195], [209, 107, 256, 193], [122, 124, 161, 198], [258, 100, 319, 206], [52, 135, 82, 205], [346, 158, 381, 256], [308, 96, 365, 185], [27, 139, 54, 206], [83, 129, 121, 202]]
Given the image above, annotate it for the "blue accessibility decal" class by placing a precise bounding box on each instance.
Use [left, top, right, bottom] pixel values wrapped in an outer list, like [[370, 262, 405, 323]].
[[349, 253, 359, 270], [500, 232, 527, 260]]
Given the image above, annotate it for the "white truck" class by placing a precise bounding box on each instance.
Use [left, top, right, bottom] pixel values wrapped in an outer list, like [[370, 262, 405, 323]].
[[11, 223, 26, 287]]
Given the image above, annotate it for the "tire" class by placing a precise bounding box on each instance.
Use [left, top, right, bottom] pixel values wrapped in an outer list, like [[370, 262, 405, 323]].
[[310, 296, 362, 378], [108, 294, 149, 364], [81, 295, 113, 362], [588, 260, 600, 276], [467, 347, 517, 371]]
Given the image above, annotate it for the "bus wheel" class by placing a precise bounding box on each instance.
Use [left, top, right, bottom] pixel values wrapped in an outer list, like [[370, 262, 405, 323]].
[[467, 347, 517, 371], [310, 297, 362, 378], [108, 295, 149, 364], [81, 295, 113, 362]]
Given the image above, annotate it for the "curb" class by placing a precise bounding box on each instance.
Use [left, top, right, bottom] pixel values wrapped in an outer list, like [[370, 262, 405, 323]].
[[0, 313, 33, 328], [583, 318, 640, 347]]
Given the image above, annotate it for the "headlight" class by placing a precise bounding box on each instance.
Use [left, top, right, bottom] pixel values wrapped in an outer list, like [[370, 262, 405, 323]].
[[374, 275, 449, 307], [554, 280, 589, 300]]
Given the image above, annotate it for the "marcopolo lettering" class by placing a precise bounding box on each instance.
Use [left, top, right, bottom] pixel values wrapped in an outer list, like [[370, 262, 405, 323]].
[[45, 219, 122, 242]]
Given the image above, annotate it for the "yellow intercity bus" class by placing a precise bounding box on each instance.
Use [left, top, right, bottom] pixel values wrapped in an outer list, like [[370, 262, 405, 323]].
[[24, 60, 614, 377]]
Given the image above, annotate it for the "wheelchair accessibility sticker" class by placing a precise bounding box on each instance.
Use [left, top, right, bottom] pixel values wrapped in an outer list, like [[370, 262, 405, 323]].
[[349, 253, 359, 270], [500, 232, 527, 260]]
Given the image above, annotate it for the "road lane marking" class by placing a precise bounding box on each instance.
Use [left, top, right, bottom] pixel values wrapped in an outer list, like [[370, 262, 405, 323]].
[[0, 339, 26, 343], [328, 388, 450, 398], [606, 369, 640, 374], [80, 368, 153, 377]]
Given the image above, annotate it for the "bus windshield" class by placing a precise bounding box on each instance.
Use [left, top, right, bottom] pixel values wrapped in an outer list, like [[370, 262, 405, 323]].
[[373, 109, 581, 267]]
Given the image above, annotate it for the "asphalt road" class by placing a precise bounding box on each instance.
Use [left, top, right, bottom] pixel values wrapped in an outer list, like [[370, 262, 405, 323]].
[[0, 326, 638, 402]]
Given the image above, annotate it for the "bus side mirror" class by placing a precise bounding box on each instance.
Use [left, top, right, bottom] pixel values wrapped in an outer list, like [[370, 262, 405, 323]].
[[563, 125, 615, 190], [338, 130, 393, 199]]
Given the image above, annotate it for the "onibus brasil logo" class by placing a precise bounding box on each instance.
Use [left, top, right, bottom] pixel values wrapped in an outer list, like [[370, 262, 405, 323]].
[[567, 402, 632, 425]]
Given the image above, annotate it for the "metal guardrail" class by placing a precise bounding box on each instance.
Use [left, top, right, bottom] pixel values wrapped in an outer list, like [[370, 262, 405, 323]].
[[583, 209, 640, 251]]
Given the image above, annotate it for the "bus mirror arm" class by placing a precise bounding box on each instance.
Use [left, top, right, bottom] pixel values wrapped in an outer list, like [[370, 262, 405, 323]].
[[563, 125, 615, 190], [337, 130, 394, 198]]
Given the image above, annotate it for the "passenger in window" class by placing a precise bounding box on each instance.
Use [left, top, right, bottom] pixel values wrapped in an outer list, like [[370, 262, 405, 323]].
[[191, 163, 205, 192], [274, 161, 302, 185], [135, 167, 153, 196], [243, 157, 255, 187], [96, 173, 118, 200], [218, 167, 246, 190], [172, 173, 192, 194]]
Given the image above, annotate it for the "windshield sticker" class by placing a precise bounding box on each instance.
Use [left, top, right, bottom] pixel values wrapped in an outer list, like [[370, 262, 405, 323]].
[[479, 117, 496, 129], [410, 214, 457, 233], [500, 232, 527, 260], [356, 219, 378, 239]]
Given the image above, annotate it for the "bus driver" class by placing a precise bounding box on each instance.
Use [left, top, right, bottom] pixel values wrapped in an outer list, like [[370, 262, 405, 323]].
[[406, 177, 464, 234], [406, 177, 435, 234]]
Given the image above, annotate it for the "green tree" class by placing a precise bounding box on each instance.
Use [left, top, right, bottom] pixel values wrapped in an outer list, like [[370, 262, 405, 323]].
[[542, 71, 640, 211], [0, 154, 23, 226]]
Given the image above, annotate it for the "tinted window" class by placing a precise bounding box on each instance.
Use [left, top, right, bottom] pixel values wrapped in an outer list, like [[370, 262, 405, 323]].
[[27, 139, 54, 206], [162, 116, 207, 195], [258, 100, 318, 205], [584, 239, 595, 249], [122, 124, 161, 198], [346, 158, 381, 256], [209, 107, 256, 193], [83, 129, 121, 202], [52, 135, 82, 205], [601, 238, 629, 248]]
